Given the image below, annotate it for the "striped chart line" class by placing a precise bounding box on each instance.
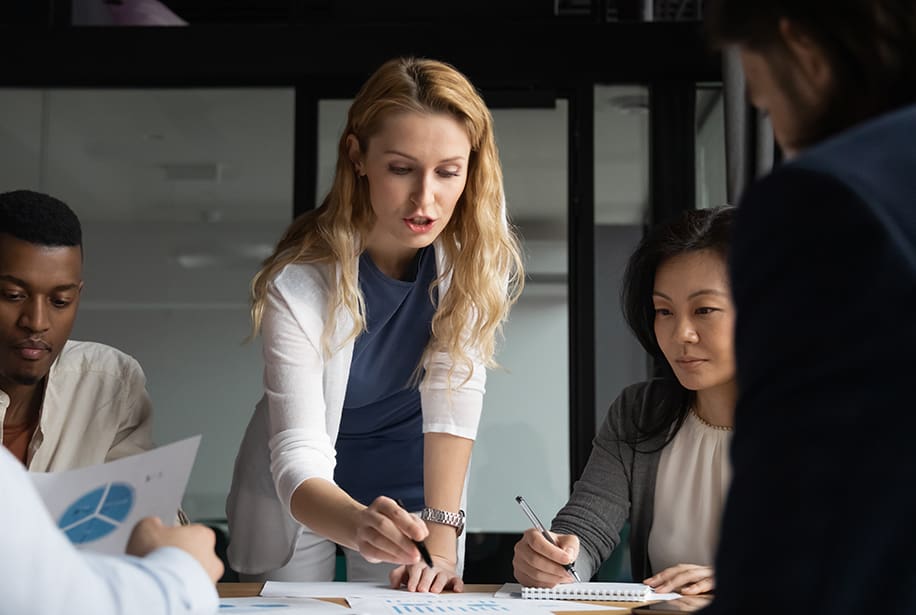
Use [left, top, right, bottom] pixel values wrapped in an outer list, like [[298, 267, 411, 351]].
[[390, 600, 511, 613]]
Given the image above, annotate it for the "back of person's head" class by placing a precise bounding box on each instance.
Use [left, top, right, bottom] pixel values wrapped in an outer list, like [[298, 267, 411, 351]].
[[0, 189, 82, 248], [705, 0, 916, 131], [623, 206, 736, 393]]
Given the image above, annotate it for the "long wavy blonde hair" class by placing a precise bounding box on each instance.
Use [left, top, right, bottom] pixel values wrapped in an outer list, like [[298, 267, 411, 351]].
[[250, 56, 524, 380]]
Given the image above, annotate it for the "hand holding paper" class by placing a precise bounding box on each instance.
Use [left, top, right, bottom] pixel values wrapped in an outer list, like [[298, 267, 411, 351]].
[[29, 436, 200, 555], [127, 516, 223, 582]]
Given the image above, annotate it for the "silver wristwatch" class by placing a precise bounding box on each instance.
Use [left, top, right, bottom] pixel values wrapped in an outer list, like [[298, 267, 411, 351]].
[[419, 507, 466, 537]]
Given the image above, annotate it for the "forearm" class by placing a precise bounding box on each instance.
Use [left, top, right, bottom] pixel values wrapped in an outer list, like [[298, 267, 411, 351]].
[[86, 549, 217, 615], [423, 432, 473, 563], [551, 398, 633, 580], [289, 477, 365, 551], [18, 549, 217, 615], [552, 465, 626, 579]]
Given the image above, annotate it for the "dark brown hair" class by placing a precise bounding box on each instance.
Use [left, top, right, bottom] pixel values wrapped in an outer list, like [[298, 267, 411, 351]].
[[621, 205, 736, 450], [706, 0, 916, 136]]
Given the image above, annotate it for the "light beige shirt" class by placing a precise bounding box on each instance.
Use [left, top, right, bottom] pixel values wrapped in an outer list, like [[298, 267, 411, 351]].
[[0, 340, 153, 471], [647, 410, 733, 573]]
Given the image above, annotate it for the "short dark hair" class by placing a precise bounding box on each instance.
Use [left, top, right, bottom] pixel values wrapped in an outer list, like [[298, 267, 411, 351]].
[[705, 0, 916, 126], [0, 190, 82, 247], [621, 205, 736, 448]]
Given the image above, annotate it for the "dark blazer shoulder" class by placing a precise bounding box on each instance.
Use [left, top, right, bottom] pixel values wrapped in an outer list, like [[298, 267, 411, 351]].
[[778, 104, 916, 227], [730, 161, 883, 278], [741, 103, 916, 219]]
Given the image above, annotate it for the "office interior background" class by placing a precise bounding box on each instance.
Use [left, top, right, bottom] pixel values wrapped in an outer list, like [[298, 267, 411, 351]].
[[1, 0, 737, 582]]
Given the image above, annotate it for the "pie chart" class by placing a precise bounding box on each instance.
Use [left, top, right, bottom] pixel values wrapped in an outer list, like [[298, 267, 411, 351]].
[[58, 482, 135, 544]]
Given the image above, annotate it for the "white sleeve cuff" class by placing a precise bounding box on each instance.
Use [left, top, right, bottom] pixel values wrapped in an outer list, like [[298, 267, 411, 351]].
[[139, 547, 218, 614]]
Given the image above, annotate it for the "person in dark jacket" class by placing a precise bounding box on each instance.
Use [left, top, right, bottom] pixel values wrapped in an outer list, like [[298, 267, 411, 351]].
[[701, 2, 916, 613]]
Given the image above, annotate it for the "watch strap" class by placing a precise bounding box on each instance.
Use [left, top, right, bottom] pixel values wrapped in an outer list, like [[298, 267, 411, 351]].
[[420, 507, 465, 537]]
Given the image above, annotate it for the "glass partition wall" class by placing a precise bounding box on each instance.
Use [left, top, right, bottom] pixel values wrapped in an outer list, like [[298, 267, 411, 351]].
[[591, 84, 652, 581], [593, 84, 652, 431], [0, 74, 720, 581], [0, 88, 295, 521], [696, 83, 727, 210]]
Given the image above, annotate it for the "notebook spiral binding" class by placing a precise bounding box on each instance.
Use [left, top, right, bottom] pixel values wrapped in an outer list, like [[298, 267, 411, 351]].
[[521, 583, 652, 601]]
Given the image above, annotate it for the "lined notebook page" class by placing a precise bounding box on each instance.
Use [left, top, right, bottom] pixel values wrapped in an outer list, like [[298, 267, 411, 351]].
[[521, 582, 652, 602]]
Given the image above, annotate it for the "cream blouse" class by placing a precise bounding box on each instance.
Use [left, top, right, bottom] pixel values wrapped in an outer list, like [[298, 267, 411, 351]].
[[647, 410, 733, 573]]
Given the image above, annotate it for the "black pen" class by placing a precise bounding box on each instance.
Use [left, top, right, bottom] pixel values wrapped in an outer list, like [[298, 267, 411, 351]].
[[516, 495, 582, 583], [396, 499, 434, 568]]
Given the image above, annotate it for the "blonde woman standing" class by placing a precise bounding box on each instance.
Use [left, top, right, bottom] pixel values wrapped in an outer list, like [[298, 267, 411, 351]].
[[227, 57, 523, 594]]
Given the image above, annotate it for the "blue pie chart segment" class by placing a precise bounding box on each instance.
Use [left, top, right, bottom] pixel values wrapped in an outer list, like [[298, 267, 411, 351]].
[[58, 482, 135, 544], [100, 484, 133, 519]]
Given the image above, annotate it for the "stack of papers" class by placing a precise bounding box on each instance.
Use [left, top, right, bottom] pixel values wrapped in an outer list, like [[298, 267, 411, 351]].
[[260, 582, 628, 613]]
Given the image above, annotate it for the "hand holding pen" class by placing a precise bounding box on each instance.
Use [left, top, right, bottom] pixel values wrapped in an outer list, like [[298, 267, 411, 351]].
[[515, 495, 583, 584], [389, 499, 464, 593], [353, 496, 429, 566], [395, 499, 433, 568]]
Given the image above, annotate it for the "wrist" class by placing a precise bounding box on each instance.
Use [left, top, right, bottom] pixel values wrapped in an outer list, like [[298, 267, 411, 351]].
[[344, 502, 368, 550], [424, 524, 459, 560], [428, 552, 458, 570]]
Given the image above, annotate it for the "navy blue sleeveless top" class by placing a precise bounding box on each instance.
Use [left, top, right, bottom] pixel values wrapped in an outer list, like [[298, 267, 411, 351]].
[[334, 246, 437, 511]]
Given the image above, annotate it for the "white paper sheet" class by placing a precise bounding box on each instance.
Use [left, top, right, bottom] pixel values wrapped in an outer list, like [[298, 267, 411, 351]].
[[347, 596, 622, 614], [262, 582, 417, 599], [261, 583, 626, 612], [220, 597, 357, 614], [29, 435, 200, 555]]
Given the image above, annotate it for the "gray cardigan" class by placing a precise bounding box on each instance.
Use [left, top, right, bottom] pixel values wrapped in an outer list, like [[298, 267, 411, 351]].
[[551, 379, 678, 582]]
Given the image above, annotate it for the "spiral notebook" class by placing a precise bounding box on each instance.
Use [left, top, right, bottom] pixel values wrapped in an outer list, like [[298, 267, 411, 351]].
[[520, 582, 655, 602]]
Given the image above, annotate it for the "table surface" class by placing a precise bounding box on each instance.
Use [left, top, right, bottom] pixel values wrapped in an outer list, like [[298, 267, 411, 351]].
[[216, 582, 668, 613]]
